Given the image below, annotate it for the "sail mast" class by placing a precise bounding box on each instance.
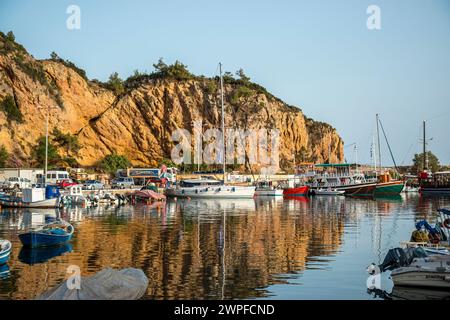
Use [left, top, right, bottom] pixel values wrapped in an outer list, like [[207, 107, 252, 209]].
[[376, 114, 382, 172], [423, 120, 427, 171], [219, 63, 226, 183], [44, 106, 49, 187]]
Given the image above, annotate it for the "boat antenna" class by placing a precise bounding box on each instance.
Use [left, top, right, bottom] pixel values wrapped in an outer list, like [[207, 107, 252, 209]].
[[378, 117, 399, 173], [44, 106, 50, 187], [219, 62, 226, 183], [376, 114, 382, 171]]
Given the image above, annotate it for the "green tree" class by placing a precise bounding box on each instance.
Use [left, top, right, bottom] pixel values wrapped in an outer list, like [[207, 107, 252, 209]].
[[99, 153, 131, 175], [6, 31, 15, 42], [0, 145, 8, 167], [0, 95, 23, 123], [50, 51, 60, 61], [52, 128, 81, 156], [107, 72, 125, 95], [411, 151, 440, 173], [236, 68, 250, 83], [33, 136, 61, 168]]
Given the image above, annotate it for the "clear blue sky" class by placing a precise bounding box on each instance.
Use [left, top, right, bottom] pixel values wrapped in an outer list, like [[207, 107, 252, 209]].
[[1, 0, 449, 165]]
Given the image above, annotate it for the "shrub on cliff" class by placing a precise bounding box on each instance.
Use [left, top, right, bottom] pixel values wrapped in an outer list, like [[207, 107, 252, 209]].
[[99, 153, 131, 175], [106, 72, 125, 95], [153, 58, 194, 81], [49, 51, 88, 81], [0, 95, 23, 123], [0, 145, 9, 167], [32, 136, 61, 168]]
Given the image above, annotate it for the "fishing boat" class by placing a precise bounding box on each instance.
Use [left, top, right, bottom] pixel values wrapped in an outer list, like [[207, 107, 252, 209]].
[[19, 220, 74, 248], [254, 181, 283, 196], [165, 178, 256, 199], [374, 178, 405, 196], [313, 188, 345, 196], [0, 186, 60, 208], [0, 240, 12, 265]]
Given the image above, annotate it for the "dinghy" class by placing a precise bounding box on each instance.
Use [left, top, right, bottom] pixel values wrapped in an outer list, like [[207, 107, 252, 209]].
[[0, 240, 12, 265], [19, 220, 74, 248]]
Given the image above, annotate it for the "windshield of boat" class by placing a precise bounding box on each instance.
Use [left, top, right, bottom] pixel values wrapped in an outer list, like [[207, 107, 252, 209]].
[[179, 180, 222, 187]]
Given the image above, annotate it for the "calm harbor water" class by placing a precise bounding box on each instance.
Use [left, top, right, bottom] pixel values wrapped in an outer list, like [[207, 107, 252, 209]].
[[0, 194, 449, 300]]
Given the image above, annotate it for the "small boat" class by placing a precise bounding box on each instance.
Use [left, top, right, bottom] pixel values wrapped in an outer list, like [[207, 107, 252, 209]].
[[254, 181, 283, 196], [369, 247, 450, 289], [0, 240, 12, 265], [313, 188, 345, 196], [19, 220, 74, 248], [132, 189, 166, 202], [0, 186, 60, 208], [283, 185, 309, 196]]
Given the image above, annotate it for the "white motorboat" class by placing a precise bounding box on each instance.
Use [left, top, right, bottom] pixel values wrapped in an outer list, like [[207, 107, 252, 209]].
[[370, 247, 450, 289], [391, 255, 450, 289], [254, 181, 283, 196], [165, 178, 255, 199], [313, 188, 345, 196], [0, 188, 59, 209]]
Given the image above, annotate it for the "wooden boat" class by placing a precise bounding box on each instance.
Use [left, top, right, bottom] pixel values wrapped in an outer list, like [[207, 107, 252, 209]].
[[313, 188, 345, 196], [0, 240, 12, 265], [375, 180, 404, 196], [0, 187, 60, 208], [19, 220, 74, 248], [283, 185, 309, 196], [336, 182, 377, 196]]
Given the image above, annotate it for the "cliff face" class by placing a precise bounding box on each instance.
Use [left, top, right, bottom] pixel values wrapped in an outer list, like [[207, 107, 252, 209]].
[[0, 33, 344, 170]]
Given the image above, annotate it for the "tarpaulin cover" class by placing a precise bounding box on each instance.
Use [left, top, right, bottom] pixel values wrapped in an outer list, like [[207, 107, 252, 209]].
[[37, 268, 149, 300]]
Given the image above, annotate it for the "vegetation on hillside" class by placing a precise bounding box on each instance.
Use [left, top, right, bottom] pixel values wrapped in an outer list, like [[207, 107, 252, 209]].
[[411, 151, 440, 174], [50, 51, 88, 81], [0, 145, 8, 167], [99, 153, 131, 174], [0, 95, 23, 123]]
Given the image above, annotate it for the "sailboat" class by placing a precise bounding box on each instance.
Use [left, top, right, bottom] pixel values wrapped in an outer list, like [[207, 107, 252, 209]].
[[373, 114, 405, 196], [165, 63, 255, 199]]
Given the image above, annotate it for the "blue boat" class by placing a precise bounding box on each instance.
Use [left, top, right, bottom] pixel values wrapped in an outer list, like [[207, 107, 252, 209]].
[[0, 240, 12, 265], [19, 220, 74, 248]]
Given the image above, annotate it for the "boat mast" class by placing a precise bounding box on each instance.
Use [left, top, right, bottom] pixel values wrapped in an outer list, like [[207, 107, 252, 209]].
[[423, 120, 427, 171], [376, 114, 382, 172], [44, 107, 49, 187], [219, 63, 226, 183]]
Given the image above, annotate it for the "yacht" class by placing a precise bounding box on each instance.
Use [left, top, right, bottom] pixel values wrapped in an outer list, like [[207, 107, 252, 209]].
[[165, 178, 255, 199]]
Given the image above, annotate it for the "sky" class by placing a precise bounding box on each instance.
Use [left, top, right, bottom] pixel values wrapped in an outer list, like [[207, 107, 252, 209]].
[[1, 0, 449, 165]]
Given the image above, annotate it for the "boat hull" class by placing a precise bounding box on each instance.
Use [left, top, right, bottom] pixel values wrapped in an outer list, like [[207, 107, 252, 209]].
[[391, 268, 450, 289], [335, 183, 377, 196], [375, 181, 405, 196], [0, 251, 11, 265], [19, 232, 73, 248], [0, 197, 58, 208], [255, 189, 284, 196], [283, 186, 309, 196], [165, 186, 256, 199]]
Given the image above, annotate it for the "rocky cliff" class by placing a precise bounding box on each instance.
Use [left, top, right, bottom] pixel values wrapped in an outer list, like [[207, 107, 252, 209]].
[[0, 31, 344, 170]]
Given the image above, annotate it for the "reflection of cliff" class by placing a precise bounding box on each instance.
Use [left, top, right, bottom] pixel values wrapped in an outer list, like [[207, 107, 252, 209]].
[[2, 199, 345, 299]]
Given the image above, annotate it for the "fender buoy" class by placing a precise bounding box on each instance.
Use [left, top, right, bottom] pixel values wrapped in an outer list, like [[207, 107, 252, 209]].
[[444, 218, 450, 229]]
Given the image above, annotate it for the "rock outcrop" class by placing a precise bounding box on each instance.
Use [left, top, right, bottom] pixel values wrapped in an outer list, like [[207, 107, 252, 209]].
[[0, 32, 344, 170]]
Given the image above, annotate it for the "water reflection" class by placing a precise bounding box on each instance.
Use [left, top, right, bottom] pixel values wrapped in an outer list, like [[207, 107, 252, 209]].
[[0, 195, 449, 300], [19, 244, 73, 265]]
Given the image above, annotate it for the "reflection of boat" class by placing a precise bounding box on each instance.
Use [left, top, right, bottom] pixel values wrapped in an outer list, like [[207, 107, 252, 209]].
[[19, 243, 73, 265], [283, 196, 309, 202], [0, 240, 12, 265], [19, 220, 74, 248], [390, 286, 450, 300]]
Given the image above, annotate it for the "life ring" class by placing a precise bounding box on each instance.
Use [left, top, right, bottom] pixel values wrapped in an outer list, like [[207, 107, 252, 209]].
[[444, 219, 450, 229]]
